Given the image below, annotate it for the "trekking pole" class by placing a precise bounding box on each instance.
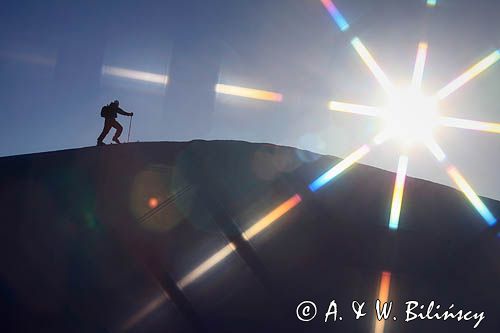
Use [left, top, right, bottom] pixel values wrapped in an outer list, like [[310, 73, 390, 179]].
[[127, 115, 133, 143]]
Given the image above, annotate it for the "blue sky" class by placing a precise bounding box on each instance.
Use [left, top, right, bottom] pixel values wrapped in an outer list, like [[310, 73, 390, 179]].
[[1, 0, 499, 199]]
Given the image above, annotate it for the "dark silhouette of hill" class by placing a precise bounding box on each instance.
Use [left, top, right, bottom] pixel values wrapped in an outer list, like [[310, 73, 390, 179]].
[[0, 140, 498, 333]]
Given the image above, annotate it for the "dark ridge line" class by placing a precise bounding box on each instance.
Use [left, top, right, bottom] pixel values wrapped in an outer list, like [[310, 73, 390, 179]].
[[0, 139, 498, 203]]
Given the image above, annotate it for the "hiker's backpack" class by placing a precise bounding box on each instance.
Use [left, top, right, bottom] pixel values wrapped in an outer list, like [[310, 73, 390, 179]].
[[100, 105, 111, 118]]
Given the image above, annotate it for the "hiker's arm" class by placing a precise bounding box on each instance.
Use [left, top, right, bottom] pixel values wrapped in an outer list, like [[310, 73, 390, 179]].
[[117, 108, 133, 116]]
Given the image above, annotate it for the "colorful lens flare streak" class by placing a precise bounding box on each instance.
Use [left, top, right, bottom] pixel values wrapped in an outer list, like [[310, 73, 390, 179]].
[[243, 194, 302, 240], [446, 166, 497, 226], [102, 66, 169, 85], [425, 141, 495, 226], [215, 84, 283, 102], [122, 294, 170, 331], [412, 42, 428, 88], [320, 0, 350, 31], [425, 139, 447, 162], [178, 242, 237, 289], [389, 156, 409, 230], [351, 37, 393, 93], [439, 117, 500, 134], [178, 194, 302, 289], [374, 272, 392, 333], [309, 145, 371, 192], [436, 50, 500, 100], [329, 101, 382, 117]]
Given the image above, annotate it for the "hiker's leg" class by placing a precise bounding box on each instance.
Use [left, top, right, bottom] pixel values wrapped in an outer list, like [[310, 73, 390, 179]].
[[97, 119, 113, 143], [112, 120, 123, 141]]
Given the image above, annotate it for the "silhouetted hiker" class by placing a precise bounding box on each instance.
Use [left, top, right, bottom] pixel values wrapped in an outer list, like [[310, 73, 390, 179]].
[[97, 100, 133, 146]]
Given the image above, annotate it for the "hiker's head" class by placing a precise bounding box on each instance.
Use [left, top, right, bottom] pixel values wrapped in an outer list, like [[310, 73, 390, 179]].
[[111, 100, 120, 107]]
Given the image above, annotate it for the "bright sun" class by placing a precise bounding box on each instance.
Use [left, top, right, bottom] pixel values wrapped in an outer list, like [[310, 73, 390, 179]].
[[382, 88, 439, 146]]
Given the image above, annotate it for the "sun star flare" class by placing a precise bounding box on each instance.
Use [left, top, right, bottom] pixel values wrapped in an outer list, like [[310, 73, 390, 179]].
[[322, 1, 498, 228]]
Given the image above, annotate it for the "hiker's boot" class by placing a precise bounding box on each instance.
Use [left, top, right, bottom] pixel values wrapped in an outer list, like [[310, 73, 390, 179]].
[[112, 138, 121, 144], [97, 141, 106, 146]]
